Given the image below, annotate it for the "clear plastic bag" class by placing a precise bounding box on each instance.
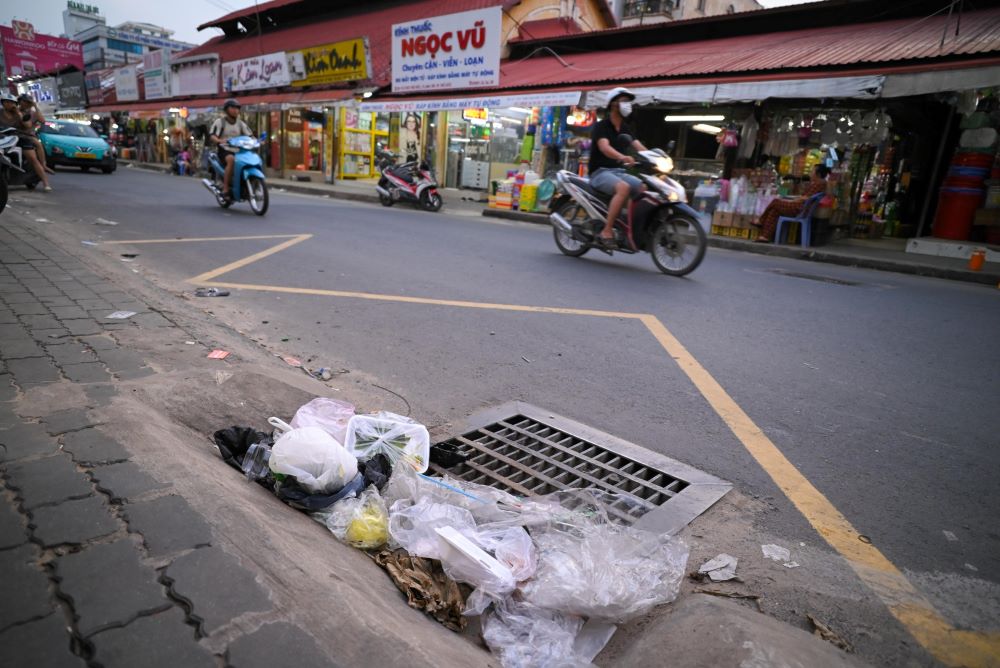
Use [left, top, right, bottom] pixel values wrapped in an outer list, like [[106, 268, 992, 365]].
[[518, 508, 688, 622], [474, 526, 537, 582], [387, 497, 478, 560], [240, 442, 272, 482], [326, 486, 388, 550], [290, 397, 356, 445], [383, 465, 525, 526], [268, 417, 359, 495], [344, 412, 430, 473], [481, 598, 589, 668]]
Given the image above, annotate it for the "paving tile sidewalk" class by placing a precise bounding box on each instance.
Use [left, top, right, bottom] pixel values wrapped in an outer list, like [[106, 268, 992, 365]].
[[0, 220, 331, 667]]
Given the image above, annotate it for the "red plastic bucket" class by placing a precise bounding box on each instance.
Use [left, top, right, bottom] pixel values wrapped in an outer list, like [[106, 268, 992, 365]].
[[932, 187, 985, 240], [943, 176, 987, 189], [952, 152, 994, 169]]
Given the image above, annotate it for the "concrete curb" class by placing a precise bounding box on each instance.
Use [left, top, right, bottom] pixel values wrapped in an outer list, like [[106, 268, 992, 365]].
[[480, 208, 1000, 286]]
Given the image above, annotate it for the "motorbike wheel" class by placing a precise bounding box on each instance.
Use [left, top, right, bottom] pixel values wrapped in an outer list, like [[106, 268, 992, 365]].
[[419, 189, 443, 212], [649, 214, 707, 276], [247, 177, 269, 216], [553, 202, 590, 257], [378, 181, 393, 207]]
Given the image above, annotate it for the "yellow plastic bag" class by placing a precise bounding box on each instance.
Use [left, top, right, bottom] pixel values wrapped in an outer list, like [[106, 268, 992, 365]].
[[326, 486, 388, 550]]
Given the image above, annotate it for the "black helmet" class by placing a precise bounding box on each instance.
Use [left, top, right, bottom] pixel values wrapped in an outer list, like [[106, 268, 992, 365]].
[[223, 98, 241, 110]]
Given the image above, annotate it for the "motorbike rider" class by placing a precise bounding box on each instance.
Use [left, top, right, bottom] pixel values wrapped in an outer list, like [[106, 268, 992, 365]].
[[589, 87, 649, 246], [0, 92, 52, 192], [209, 99, 253, 200], [18, 95, 54, 174]]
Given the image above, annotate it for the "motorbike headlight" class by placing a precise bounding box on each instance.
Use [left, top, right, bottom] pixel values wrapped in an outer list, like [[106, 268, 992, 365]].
[[654, 156, 673, 173], [667, 191, 680, 202]]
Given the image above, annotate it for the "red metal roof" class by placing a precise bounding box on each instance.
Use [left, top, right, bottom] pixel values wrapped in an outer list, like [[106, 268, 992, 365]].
[[196, 0, 302, 31], [495, 7, 1000, 89], [184, 0, 509, 86], [88, 88, 352, 114], [508, 18, 584, 43]]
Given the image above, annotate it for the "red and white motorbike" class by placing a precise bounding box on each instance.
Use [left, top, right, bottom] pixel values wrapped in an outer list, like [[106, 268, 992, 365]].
[[375, 144, 443, 212]]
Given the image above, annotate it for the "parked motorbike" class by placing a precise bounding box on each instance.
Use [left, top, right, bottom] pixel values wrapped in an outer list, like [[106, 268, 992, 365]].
[[0, 127, 42, 214], [374, 143, 442, 212], [202, 135, 268, 216], [548, 136, 707, 276]]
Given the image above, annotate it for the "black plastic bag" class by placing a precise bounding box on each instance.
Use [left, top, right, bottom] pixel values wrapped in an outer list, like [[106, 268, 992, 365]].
[[276, 474, 365, 511], [359, 453, 393, 490], [213, 426, 272, 471]]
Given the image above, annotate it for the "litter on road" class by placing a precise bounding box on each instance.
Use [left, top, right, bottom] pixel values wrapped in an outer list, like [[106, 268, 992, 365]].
[[105, 310, 137, 319], [195, 287, 230, 297], [95, 217, 119, 226], [210, 395, 691, 668], [207, 349, 231, 359], [761, 544, 791, 562], [698, 553, 738, 582]]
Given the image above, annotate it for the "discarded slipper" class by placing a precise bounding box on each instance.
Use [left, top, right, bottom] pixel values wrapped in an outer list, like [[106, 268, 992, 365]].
[[195, 288, 230, 297]]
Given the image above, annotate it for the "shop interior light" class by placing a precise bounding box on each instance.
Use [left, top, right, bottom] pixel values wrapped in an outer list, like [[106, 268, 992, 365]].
[[508, 107, 532, 114], [692, 123, 723, 135], [664, 114, 725, 122], [92, 114, 100, 120], [362, 91, 373, 98]]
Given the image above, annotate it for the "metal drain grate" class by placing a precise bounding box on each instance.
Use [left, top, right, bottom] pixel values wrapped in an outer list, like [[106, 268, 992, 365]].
[[429, 403, 731, 534]]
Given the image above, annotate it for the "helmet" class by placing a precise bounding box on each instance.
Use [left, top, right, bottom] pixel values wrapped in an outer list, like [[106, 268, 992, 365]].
[[0, 92, 16, 104], [17, 94, 32, 103], [223, 98, 241, 110], [606, 87, 636, 107]]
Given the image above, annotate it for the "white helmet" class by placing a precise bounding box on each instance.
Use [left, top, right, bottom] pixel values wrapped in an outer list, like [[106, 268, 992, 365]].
[[606, 87, 636, 106], [0, 91, 17, 104]]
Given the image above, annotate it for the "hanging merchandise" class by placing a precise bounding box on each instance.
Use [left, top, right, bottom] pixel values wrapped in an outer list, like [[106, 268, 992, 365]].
[[738, 114, 759, 160], [345, 412, 431, 472]]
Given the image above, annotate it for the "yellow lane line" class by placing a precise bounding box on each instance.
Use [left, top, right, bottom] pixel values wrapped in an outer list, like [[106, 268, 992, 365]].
[[195, 280, 641, 319], [638, 314, 1000, 668], [188, 234, 314, 284], [102, 234, 303, 245]]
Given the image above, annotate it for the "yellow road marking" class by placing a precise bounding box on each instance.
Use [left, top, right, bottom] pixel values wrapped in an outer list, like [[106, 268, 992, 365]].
[[105, 233, 997, 666], [188, 234, 313, 284], [638, 314, 1000, 667], [102, 234, 304, 245]]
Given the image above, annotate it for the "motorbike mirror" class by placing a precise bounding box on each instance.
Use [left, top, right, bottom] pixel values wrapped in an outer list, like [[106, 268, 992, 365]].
[[666, 139, 676, 153]]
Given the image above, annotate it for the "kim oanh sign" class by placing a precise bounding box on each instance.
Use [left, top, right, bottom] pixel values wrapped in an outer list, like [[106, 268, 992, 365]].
[[391, 7, 501, 94]]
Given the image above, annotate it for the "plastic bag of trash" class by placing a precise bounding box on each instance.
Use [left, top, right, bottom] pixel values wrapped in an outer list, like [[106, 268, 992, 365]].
[[326, 486, 389, 549], [475, 526, 537, 582], [481, 598, 588, 668], [388, 498, 478, 560], [213, 426, 271, 472], [518, 493, 688, 622], [290, 397, 356, 445], [267, 417, 358, 495], [345, 412, 430, 473], [276, 473, 364, 512], [383, 465, 525, 525]]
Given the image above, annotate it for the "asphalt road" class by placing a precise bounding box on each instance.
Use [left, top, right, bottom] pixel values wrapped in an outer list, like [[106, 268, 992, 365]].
[[17, 167, 1000, 641]]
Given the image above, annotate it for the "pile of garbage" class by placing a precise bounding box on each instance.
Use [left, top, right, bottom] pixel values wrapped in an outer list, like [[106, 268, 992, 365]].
[[213, 397, 689, 668]]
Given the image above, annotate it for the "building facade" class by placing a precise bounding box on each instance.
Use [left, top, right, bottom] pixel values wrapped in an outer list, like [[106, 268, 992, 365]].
[[613, 0, 761, 26], [63, 3, 194, 71]]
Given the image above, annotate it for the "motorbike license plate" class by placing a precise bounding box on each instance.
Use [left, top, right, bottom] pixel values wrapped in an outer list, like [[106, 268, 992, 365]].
[[75, 152, 96, 159]]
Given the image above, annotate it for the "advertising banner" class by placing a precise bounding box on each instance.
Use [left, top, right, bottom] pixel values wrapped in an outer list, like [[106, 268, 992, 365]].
[[115, 65, 139, 101], [0, 21, 83, 78], [288, 38, 370, 87], [21, 77, 58, 115], [390, 7, 501, 94], [143, 50, 171, 99], [172, 59, 219, 97], [222, 51, 291, 92], [57, 71, 87, 109], [360, 90, 582, 114]]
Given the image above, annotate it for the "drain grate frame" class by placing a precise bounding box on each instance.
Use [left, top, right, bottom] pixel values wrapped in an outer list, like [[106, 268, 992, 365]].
[[429, 402, 731, 535]]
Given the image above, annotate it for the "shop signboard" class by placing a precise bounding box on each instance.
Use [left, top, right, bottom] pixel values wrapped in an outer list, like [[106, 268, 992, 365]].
[[0, 21, 83, 78], [57, 71, 87, 109], [84, 67, 116, 105], [172, 58, 220, 97], [143, 49, 171, 99], [462, 108, 488, 124], [288, 38, 369, 87], [114, 64, 139, 101], [391, 7, 501, 94], [223, 51, 291, 92], [361, 90, 581, 114], [19, 77, 58, 115]]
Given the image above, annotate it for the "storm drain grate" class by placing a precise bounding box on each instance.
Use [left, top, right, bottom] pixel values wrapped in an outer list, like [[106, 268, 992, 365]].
[[429, 403, 731, 534]]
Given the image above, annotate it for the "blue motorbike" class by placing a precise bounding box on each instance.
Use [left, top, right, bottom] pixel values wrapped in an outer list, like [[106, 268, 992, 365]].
[[202, 135, 268, 216]]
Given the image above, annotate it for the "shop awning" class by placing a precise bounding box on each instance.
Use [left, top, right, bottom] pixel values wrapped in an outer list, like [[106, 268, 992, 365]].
[[359, 89, 583, 113], [87, 88, 353, 114]]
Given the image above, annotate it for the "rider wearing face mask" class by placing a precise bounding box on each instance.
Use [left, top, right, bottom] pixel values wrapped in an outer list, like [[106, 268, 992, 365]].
[[589, 87, 648, 246]]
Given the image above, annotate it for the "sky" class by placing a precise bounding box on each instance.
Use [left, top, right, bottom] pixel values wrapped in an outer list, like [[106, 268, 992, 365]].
[[9, 0, 817, 46], [7, 0, 235, 45]]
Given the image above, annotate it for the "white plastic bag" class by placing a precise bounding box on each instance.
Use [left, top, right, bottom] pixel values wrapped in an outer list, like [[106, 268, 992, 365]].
[[387, 498, 477, 560], [290, 397, 355, 445], [475, 526, 537, 582], [481, 598, 589, 668], [435, 526, 516, 597], [345, 412, 430, 473], [519, 519, 688, 622], [267, 417, 358, 495], [326, 486, 388, 550]]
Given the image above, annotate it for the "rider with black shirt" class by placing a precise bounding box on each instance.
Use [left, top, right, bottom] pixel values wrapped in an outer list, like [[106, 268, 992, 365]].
[[589, 87, 648, 246]]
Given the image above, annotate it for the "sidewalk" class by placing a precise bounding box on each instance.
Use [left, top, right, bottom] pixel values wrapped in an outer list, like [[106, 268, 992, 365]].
[[121, 160, 999, 286]]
